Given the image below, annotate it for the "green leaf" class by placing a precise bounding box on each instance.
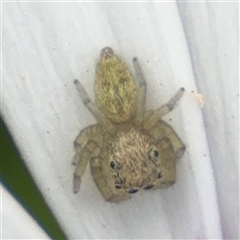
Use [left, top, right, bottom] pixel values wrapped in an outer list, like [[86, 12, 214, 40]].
[[0, 116, 67, 240]]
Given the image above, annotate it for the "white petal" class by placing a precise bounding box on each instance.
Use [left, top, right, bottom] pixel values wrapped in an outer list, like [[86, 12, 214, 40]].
[[2, 2, 238, 239]]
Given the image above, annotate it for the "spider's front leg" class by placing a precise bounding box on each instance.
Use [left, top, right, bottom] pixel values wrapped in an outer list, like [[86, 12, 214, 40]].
[[150, 120, 186, 159], [146, 119, 185, 189], [73, 124, 103, 193]]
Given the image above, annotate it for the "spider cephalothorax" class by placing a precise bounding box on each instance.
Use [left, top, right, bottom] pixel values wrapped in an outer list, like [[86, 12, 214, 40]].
[[73, 47, 185, 202], [105, 127, 163, 193]]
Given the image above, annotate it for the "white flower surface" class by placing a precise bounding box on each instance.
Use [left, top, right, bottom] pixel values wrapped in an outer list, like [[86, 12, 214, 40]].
[[1, 2, 238, 239], [0, 185, 49, 239]]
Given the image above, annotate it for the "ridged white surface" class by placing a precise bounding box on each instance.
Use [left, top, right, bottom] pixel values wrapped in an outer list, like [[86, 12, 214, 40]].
[[2, 2, 238, 239], [0, 185, 49, 239]]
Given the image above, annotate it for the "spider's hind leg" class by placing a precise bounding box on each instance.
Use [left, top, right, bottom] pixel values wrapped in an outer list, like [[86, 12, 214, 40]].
[[132, 57, 146, 122], [143, 88, 185, 130], [74, 80, 116, 134]]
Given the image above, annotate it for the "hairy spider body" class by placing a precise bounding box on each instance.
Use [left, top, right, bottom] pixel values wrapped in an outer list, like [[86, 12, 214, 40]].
[[96, 48, 138, 123], [73, 47, 185, 202]]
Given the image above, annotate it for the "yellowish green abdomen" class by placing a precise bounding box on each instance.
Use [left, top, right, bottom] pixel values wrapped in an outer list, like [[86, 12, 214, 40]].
[[95, 53, 138, 123]]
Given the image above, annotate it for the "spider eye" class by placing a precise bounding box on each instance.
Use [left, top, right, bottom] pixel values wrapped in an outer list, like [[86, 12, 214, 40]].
[[128, 189, 138, 194], [144, 184, 154, 190], [110, 161, 115, 169], [154, 150, 159, 157], [148, 147, 159, 164], [158, 173, 163, 179]]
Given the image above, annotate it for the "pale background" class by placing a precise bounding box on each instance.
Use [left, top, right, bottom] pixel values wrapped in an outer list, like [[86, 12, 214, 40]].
[[1, 1, 239, 239]]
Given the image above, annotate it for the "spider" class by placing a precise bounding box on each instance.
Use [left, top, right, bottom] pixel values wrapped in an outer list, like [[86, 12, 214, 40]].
[[73, 47, 185, 202]]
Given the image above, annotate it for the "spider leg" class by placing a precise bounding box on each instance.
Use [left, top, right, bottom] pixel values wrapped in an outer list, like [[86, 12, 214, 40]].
[[90, 157, 131, 202], [132, 57, 146, 122], [73, 124, 102, 165], [146, 120, 185, 190], [143, 87, 185, 130], [154, 137, 176, 189], [74, 80, 116, 133], [73, 124, 102, 193], [149, 120, 185, 159]]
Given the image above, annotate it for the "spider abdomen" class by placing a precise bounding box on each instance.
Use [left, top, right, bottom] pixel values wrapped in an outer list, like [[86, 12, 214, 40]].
[[95, 47, 138, 123]]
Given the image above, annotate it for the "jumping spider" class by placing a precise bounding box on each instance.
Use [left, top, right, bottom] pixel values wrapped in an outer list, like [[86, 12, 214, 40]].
[[73, 47, 185, 202]]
